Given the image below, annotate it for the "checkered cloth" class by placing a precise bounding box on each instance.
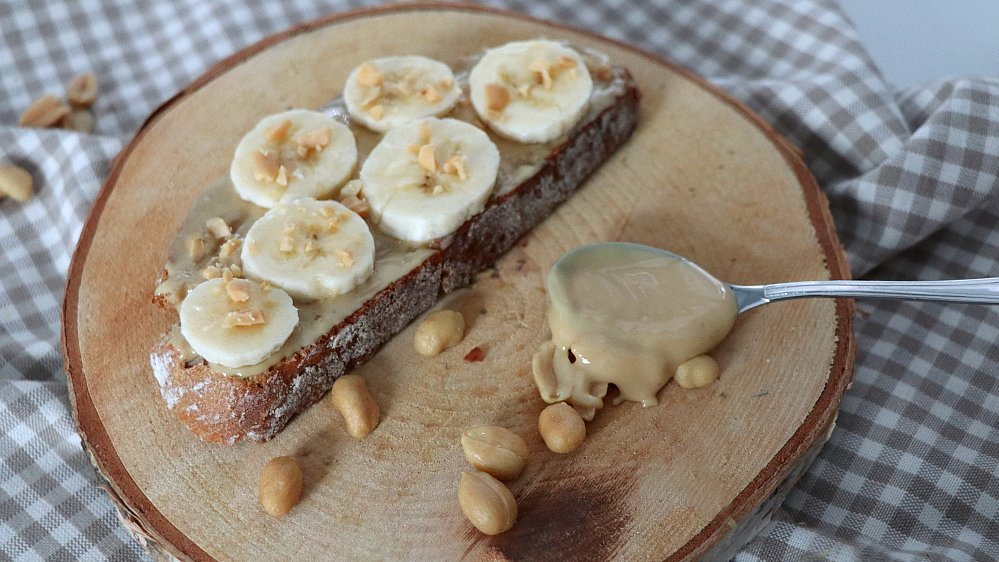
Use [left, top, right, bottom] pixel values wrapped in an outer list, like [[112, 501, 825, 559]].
[[2, 0, 997, 560]]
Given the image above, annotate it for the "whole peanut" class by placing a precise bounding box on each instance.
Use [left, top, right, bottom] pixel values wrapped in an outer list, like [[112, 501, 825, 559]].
[[674, 355, 719, 389], [457, 471, 517, 535], [538, 402, 585, 454], [258, 456, 303, 516], [413, 309, 465, 356], [330, 374, 381, 439], [461, 426, 529, 481]]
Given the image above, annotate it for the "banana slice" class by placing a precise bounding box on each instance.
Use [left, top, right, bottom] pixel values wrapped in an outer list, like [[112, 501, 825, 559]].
[[469, 40, 593, 144], [180, 278, 298, 368], [344, 56, 462, 133], [230, 109, 358, 208], [241, 198, 375, 300], [360, 118, 500, 243]]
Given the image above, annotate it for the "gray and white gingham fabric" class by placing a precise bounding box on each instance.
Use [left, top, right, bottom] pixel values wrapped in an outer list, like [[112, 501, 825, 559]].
[[2, 1, 997, 560]]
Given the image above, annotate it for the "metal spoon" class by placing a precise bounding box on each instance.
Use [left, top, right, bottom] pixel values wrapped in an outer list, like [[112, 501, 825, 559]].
[[566, 242, 999, 314]]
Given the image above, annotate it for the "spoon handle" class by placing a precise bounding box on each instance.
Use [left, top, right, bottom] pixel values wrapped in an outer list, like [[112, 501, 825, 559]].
[[730, 277, 999, 313]]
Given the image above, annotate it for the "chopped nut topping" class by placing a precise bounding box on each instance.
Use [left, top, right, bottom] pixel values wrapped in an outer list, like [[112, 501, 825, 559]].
[[275, 165, 289, 187], [228, 263, 243, 277], [431, 185, 444, 195], [294, 127, 332, 159], [252, 150, 281, 182], [361, 86, 381, 108], [356, 62, 383, 88], [340, 194, 370, 217], [222, 267, 234, 283], [443, 155, 468, 181], [220, 238, 241, 258], [421, 85, 442, 103], [260, 280, 271, 292], [280, 236, 295, 253], [529, 59, 554, 90], [516, 84, 531, 98], [283, 223, 297, 235], [226, 309, 265, 328], [186, 235, 206, 260], [206, 216, 231, 239], [265, 119, 292, 142], [226, 278, 252, 302], [418, 144, 436, 173], [19, 95, 70, 128], [202, 265, 221, 279], [485, 83, 510, 112], [66, 73, 98, 108], [419, 121, 432, 144], [304, 240, 318, 256], [369, 104, 385, 120], [335, 248, 354, 268]]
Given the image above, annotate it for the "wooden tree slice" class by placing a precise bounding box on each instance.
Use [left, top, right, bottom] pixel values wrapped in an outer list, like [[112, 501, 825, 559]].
[[62, 4, 854, 561]]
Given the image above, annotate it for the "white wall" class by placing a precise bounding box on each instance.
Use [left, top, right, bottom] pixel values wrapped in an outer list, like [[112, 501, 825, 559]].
[[837, 0, 999, 87]]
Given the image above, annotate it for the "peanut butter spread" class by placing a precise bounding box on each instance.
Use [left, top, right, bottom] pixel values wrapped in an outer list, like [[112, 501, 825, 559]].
[[154, 48, 629, 378], [532, 243, 737, 419]]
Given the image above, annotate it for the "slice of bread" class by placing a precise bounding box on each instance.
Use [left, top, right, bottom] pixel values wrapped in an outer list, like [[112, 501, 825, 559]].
[[150, 69, 639, 445]]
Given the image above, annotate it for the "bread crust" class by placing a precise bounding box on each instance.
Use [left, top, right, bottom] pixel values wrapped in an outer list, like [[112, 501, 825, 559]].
[[150, 73, 640, 445]]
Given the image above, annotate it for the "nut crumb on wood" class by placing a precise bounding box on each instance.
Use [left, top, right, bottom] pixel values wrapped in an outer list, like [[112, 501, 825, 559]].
[[0, 164, 33, 202]]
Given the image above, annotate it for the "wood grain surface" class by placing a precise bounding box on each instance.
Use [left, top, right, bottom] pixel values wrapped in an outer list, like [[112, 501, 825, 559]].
[[62, 4, 854, 561]]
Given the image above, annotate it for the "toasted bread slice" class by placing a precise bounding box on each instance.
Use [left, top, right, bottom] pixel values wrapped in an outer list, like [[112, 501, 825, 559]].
[[150, 67, 639, 445]]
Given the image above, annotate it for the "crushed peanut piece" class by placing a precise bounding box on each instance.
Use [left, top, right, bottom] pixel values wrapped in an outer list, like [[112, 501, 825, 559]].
[[186, 235, 206, 260], [260, 280, 271, 292], [226, 278, 252, 302], [265, 119, 292, 142], [280, 236, 295, 253], [206, 216, 231, 239], [356, 62, 383, 88], [335, 248, 354, 268], [340, 194, 370, 217], [226, 309, 265, 328], [516, 84, 530, 98], [419, 121, 432, 144], [228, 263, 243, 277], [66, 73, 98, 107], [418, 144, 436, 173], [275, 165, 289, 187], [432, 185, 444, 195], [19, 95, 70, 128], [361, 86, 381, 107], [222, 267, 234, 283], [219, 238, 241, 258], [368, 104, 385, 120], [529, 59, 553, 89], [294, 127, 332, 159], [252, 150, 281, 182], [422, 85, 442, 103], [0, 164, 33, 202], [202, 266, 221, 279], [304, 240, 317, 255], [485, 84, 510, 112], [443, 155, 468, 181], [283, 223, 296, 235]]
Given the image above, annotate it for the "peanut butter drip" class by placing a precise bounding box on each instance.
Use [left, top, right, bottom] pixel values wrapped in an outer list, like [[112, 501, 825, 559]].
[[533, 243, 737, 419]]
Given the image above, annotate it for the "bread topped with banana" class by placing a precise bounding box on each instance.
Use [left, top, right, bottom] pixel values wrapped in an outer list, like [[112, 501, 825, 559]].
[[150, 40, 640, 445]]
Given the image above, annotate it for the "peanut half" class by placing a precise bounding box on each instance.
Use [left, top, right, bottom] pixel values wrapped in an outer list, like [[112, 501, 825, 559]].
[[66, 72, 98, 107], [259, 456, 303, 516], [457, 471, 517, 535], [538, 402, 585, 454], [0, 164, 33, 202], [330, 374, 381, 439], [19, 95, 70, 128], [413, 309, 465, 357], [461, 426, 528, 481]]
